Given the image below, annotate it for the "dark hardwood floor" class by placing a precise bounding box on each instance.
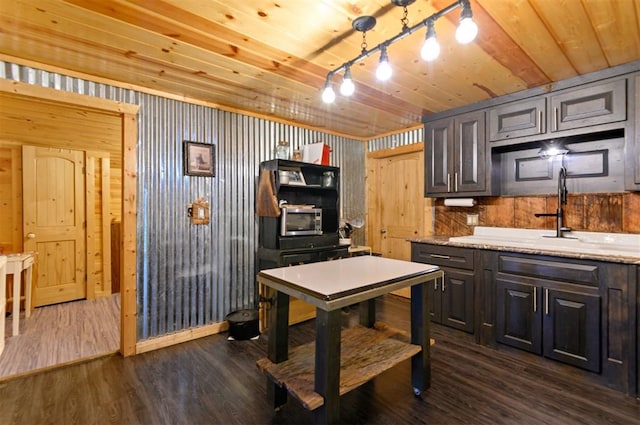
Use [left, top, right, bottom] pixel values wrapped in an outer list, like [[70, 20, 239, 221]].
[[0, 295, 638, 424]]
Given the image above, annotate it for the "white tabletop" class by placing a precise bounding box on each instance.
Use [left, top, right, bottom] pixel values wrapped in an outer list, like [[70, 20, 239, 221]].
[[258, 256, 440, 309]]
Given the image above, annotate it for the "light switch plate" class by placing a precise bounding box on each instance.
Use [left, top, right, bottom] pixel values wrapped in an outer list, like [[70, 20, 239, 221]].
[[466, 214, 479, 226]]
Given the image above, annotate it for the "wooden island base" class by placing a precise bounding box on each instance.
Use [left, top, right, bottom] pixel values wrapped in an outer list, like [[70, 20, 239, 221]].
[[256, 322, 434, 411]]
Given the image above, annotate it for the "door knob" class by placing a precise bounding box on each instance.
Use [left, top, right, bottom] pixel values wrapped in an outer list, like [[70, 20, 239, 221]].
[[27, 232, 36, 239], [380, 228, 387, 234]]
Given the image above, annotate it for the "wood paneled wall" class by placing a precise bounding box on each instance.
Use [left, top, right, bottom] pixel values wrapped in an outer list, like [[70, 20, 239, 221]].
[[434, 192, 640, 237], [0, 92, 123, 254], [0, 91, 123, 303], [0, 143, 22, 254]]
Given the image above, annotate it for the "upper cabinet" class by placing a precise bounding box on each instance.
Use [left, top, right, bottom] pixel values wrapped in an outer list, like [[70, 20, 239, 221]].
[[425, 110, 487, 197], [488, 78, 627, 143], [549, 79, 626, 132], [633, 73, 640, 188], [424, 62, 639, 196], [489, 97, 546, 141]]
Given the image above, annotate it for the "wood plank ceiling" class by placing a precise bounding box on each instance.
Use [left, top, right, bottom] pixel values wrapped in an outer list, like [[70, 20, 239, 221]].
[[0, 0, 639, 139]]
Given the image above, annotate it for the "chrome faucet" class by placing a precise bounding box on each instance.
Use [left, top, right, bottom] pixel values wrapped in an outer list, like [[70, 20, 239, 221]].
[[534, 166, 572, 238]]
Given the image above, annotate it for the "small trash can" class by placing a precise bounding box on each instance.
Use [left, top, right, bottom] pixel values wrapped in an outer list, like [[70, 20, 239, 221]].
[[225, 309, 259, 340]]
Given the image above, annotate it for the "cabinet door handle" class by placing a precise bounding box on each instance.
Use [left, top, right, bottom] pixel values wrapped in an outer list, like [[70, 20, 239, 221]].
[[537, 110, 542, 133], [553, 107, 558, 131], [454, 172, 458, 192], [430, 254, 451, 260], [434, 279, 438, 291], [441, 276, 445, 292], [533, 287, 537, 313], [447, 173, 451, 192], [544, 288, 549, 315]]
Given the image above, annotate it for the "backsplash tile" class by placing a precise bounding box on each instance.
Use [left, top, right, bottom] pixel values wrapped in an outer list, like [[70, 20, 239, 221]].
[[623, 194, 640, 232], [434, 192, 639, 236]]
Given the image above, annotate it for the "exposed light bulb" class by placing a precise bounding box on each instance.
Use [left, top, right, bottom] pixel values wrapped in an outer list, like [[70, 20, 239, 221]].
[[340, 68, 355, 96], [456, 3, 478, 44], [376, 61, 392, 81], [456, 17, 478, 44], [322, 84, 335, 103], [376, 47, 392, 81], [421, 23, 440, 61]]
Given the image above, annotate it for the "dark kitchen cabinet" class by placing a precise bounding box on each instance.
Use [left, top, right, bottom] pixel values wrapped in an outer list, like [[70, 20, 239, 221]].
[[496, 277, 600, 372], [543, 287, 600, 371], [637, 265, 640, 398], [488, 77, 627, 144], [549, 78, 626, 132], [257, 159, 345, 329], [495, 254, 601, 373], [488, 97, 546, 141], [413, 241, 636, 394], [424, 110, 487, 197], [495, 279, 541, 353], [258, 246, 348, 330], [630, 73, 640, 190], [411, 243, 474, 333]]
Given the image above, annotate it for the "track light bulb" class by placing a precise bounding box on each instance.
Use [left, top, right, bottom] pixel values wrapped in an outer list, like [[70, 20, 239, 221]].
[[421, 23, 440, 61], [322, 83, 336, 104], [376, 47, 392, 81], [456, 3, 478, 44], [340, 68, 355, 96]]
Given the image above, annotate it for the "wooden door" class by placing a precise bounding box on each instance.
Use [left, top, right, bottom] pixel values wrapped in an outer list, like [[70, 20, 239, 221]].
[[23, 146, 86, 307], [367, 143, 432, 297]]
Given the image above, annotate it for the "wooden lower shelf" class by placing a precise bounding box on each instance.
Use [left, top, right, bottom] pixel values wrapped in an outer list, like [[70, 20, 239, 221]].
[[256, 322, 433, 411]]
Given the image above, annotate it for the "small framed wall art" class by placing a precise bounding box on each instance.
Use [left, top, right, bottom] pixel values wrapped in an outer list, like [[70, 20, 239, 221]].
[[184, 141, 215, 177]]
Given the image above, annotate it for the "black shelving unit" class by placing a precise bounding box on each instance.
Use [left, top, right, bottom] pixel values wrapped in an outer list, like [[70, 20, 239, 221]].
[[257, 159, 348, 327]]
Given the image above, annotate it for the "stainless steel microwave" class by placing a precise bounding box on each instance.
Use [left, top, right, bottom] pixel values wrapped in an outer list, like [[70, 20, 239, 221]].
[[280, 207, 322, 236]]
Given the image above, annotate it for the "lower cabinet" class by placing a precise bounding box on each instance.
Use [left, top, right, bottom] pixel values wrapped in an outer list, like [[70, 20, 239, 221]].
[[412, 242, 635, 394], [411, 243, 474, 333], [258, 246, 349, 329], [496, 278, 600, 372]]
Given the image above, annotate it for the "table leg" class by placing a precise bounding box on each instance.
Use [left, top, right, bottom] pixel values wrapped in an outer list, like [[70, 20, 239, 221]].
[[12, 270, 20, 336], [267, 290, 289, 409], [358, 298, 376, 327], [314, 308, 341, 425], [410, 281, 431, 395]]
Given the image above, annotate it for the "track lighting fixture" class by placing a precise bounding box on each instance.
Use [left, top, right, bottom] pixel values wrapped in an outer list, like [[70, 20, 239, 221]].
[[321, 0, 478, 103]]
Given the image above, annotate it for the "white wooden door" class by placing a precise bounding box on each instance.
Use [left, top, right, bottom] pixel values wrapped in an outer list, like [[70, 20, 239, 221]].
[[23, 146, 86, 307]]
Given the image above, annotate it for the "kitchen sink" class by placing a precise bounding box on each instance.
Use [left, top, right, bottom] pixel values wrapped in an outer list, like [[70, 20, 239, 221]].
[[449, 227, 640, 258]]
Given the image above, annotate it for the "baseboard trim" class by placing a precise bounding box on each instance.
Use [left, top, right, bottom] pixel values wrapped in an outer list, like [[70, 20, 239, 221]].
[[135, 321, 229, 354]]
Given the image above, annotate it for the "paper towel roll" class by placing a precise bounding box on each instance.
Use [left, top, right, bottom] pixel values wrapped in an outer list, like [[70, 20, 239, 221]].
[[444, 198, 476, 207]]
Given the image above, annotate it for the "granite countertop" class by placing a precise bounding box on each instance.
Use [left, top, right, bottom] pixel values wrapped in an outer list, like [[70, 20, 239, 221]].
[[409, 228, 640, 265]]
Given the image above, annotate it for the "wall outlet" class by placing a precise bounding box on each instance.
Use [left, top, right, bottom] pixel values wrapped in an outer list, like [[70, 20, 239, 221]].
[[466, 214, 479, 226]]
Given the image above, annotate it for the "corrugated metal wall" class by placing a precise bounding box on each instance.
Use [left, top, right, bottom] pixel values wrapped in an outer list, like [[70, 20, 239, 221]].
[[1, 60, 366, 340]]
